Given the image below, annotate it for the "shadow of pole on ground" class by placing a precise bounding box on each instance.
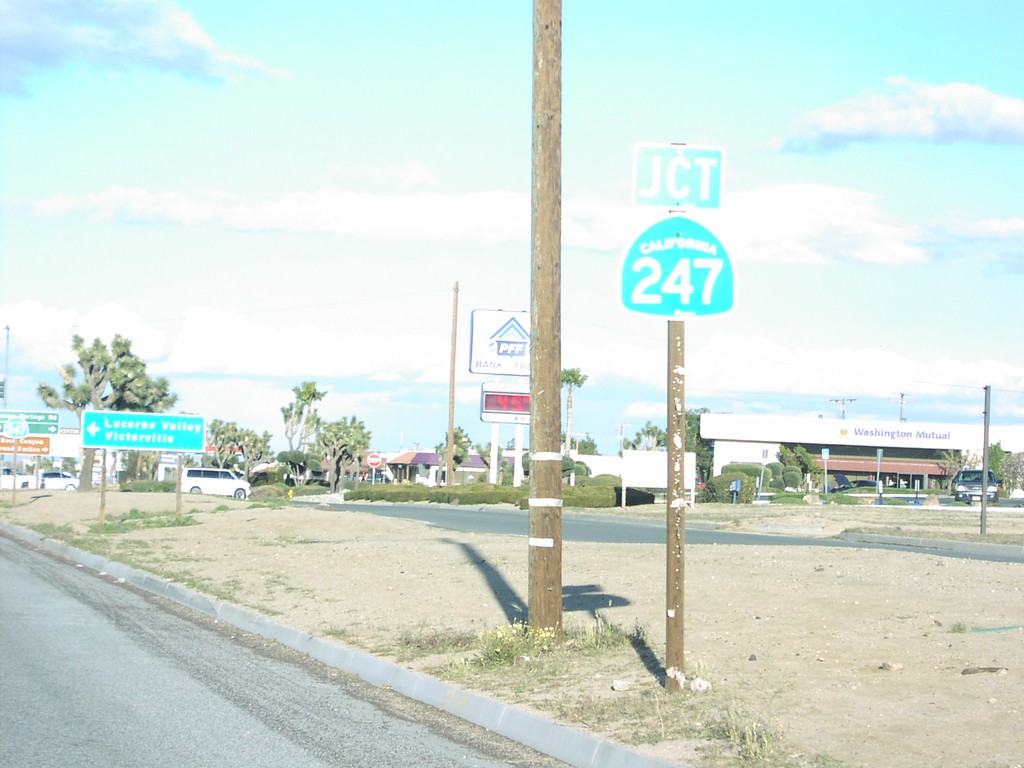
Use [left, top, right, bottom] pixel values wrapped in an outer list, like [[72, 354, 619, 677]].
[[447, 539, 667, 686]]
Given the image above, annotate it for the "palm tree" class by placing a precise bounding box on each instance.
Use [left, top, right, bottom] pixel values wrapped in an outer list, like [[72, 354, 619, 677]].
[[561, 368, 588, 454]]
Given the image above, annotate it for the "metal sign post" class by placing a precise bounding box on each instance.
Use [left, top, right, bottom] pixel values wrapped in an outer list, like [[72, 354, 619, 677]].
[[665, 320, 686, 691], [625, 140, 730, 694]]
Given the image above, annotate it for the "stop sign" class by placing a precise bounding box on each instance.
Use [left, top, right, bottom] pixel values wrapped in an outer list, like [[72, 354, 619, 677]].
[[366, 452, 383, 468]]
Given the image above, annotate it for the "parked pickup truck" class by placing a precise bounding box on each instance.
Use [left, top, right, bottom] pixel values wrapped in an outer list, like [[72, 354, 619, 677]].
[[0, 467, 38, 490], [951, 468, 998, 503]]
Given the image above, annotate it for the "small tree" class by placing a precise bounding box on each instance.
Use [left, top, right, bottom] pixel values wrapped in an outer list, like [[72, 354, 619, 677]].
[[207, 419, 242, 469], [624, 421, 666, 450], [237, 428, 272, 481], [317, 416, 371, 491], [937, 449, 964, 488], [988, 442, 1006, 480], [436, 426, 472, 477], [685, 407, 714, 483], [38, 334, 177, 491], [277, 450, 311, 485], [569, 432, 598, 455], [282, 381, 325, 451], [1001, 452, 1024, 495]]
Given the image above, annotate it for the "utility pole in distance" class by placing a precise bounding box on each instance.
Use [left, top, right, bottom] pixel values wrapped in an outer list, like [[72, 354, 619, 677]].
[[528, 0, 563, 634], [445, 281, 459, 487], [830, 397, 856, 419]]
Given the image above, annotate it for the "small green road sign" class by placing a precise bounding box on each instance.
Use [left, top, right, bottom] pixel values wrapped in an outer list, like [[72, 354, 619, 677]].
[[0, 410, 60, 437]]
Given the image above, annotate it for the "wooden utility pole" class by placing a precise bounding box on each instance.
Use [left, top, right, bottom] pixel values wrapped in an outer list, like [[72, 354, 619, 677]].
[[528, 0, 563, 633], [666, 320, 686, 691], [446, 281, 459, 487], [980, 384, 991, 535]]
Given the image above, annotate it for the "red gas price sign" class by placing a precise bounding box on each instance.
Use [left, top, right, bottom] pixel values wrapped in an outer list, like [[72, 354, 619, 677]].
[[480, 383, 530, 424]]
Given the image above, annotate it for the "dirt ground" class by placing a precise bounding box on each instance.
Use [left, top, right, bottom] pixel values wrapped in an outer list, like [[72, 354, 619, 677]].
[[3, 491, 1023, 768]]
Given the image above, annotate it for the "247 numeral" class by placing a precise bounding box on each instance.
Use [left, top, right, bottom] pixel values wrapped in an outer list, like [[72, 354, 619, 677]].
[[631, 257, 722, 306]]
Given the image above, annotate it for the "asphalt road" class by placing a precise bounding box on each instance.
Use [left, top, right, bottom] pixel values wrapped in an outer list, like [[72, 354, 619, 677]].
[[333, 501, 1024, 563], [0, 533, 565, 768]]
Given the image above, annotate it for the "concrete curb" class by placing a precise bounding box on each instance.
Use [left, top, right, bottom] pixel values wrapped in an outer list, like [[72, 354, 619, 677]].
[[836, 531, 1024, 559], [1, 521, 685, 768]]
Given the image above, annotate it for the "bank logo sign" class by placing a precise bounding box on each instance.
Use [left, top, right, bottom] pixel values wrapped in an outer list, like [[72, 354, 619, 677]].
[[469, 309, 530, 377]]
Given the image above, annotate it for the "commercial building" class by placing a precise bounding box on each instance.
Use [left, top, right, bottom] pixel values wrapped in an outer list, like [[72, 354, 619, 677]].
[[700, 413, 1024, 490]]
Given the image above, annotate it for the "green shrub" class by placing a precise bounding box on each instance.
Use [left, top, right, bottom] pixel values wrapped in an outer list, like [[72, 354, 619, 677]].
[[250, 484, 287, 500], [580, 473, 621, 487], [512, 486, 613, 509], [724, 463, 762, 480], [769, 476, 785, 491], [698, 472, 755, 503], [291, 483, 330, 497], [571, 485, 616, 507], [570, 460, 592, 478], [427, 485, 526, 505], [348, 484, 430, 502], [782, 467, 802, 489], [766, 462, 785, 482], [770, 491, 810, 504]]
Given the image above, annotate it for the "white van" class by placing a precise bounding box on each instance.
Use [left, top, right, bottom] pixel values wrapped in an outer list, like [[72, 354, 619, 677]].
[[180, 467, 251, 499]]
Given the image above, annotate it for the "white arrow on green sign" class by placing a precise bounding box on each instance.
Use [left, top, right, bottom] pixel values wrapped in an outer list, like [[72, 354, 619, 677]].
[[81, 411, 205, 452]]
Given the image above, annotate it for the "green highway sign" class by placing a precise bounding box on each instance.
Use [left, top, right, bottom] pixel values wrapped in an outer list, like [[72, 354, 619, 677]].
[[632, 143, 724, 209], [0, 410, 60, 438], [82, 411, 205, 452]]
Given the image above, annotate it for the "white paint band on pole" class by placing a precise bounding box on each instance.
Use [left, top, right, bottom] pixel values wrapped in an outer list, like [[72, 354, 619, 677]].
[[530, 452, 563, 461], [529, 537, 555, 548], [528, 497, 563, 507]]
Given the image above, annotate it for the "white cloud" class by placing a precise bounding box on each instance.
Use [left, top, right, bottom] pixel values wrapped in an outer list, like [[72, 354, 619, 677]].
[[2, 300, 167, 371], [0, 0, 282, 95], [708, 185, 927, 265], [22, 186, 531, 244], [172, 376, 287, 438], [940, 214, 1024, 238], [19, 180, 931, 265], [327, 161, 438, 191], [778, 77, 1024, 153]]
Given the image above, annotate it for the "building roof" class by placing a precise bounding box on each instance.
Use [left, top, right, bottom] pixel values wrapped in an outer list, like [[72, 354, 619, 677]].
[[386, 451, 488, 469]]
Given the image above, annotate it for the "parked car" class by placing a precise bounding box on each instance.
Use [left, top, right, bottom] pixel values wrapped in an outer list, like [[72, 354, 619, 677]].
[[0, 467, 37, 490], [951, 468, 998, 503], [41, 471, 80, 491], [179, 467, 251, 499], [825, 472, 852, 492]]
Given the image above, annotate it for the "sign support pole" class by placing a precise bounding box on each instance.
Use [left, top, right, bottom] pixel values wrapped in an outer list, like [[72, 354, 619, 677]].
[[981, 384, 991, 535], [666, 319, 686, 691], [99, 449, 107, 526], [528, 0, 563, 634], [10, 439, 18, 506], [446, 281, 459, 487], [176, 453, 184, 516]]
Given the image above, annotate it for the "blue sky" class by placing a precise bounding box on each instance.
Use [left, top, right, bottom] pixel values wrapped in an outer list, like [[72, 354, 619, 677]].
[[2, 0, 1023, 455]]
